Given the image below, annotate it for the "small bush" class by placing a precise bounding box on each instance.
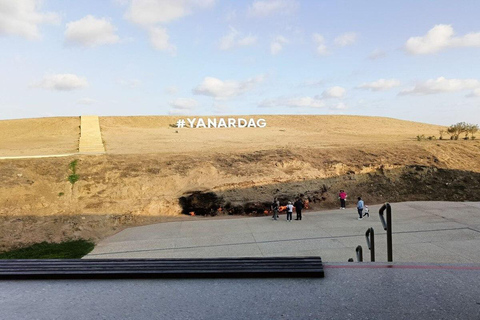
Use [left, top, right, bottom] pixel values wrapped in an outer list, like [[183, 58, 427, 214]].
[[416, 135, 425, 141], [69, 160, 78, 172], [58, 192, 64, 196], [68, 174, 79, 184], [67, 159, 79, 185]]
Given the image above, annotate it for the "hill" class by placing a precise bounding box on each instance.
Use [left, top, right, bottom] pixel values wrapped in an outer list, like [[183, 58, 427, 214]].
[[0, 115, 479, 250]]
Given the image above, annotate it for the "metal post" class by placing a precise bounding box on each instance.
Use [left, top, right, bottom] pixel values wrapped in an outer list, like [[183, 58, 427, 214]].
[[386, 204, 392, 262], [379, 203, 393, 262], [355, 245, 363, 262], [365, 227, 375, 262]]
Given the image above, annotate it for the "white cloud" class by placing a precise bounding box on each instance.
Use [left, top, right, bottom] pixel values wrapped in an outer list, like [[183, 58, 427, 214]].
[[194, 75, 264, 99], [0, 0, 60, 39], [358, 79, 401, 91], [467, 88, 480, 98], [168, 108, 193, 115], [400, 77, 480, 95], [125, 0, 214, 25], [313, 33, 328, 55], [322, 86, 346, 99], [248, 0, 298, 17], [76, 98, 97, 105], [270, 35, 288, 55], [219, 27, 257, 50], [368, 49, 386, 60], [169, 98, 198, 109], [149, 26, 176, 54], [165, 86, 178, 94], [260, 96, 325, 108], [124, 0, 215, 52], [116, 78, 141, 88], [169, 96, 201, 115], [405, 24, 480, 55], [334, 32, 357, 47], [32, 74, 88, 91], [330, 102, 348, 110], [299, 79, 324, 88], [65, 15, 120, 47], [212, 102, 231, 113]]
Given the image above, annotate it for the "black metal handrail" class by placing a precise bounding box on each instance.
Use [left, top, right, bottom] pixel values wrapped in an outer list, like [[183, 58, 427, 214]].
[[379, 203, 393, 262], [365, 227, 375, 262], [355, 245, 363, 262]]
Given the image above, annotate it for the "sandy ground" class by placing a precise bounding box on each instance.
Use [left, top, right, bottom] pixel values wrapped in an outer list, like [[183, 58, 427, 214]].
[[0, 117, 80, 156], [99, 115, 444, 154]]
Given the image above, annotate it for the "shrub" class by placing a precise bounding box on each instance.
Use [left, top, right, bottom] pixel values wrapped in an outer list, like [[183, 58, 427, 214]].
[[68, 159, 79, 185], [68, 174, 79, 184]]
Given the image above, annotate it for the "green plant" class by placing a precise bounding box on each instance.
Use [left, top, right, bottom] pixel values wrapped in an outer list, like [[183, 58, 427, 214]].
[[58, 192, 64, 196], [69, 159, 78, 172], [68, 159, 79, 185], [68, 174, 79, 184], [0, 240, 95, 259]]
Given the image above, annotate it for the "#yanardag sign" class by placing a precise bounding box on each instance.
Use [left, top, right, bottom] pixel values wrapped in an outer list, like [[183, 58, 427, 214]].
[[176, 118, 267, 128]]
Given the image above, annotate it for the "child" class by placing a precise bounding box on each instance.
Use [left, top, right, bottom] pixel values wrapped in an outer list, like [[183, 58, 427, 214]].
[[363, 205, 369, 218]]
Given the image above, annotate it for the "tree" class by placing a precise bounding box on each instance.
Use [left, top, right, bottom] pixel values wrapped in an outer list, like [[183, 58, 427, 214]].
[[466, 123, 479, 140], [439, 128, 447, 140], [447, 122, 467, 140]]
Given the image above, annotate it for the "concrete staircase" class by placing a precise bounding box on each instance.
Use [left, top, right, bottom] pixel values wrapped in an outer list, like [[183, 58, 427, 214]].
[[79, 115, 105, 154]]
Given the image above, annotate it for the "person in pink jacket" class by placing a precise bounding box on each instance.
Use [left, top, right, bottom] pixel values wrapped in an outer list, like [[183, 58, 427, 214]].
[[339, 190, 347, 209]]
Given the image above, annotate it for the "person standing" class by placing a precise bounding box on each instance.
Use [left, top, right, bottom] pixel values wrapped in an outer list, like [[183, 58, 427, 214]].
[[286, 201, 294, 222], [357, 197, 364, 220], [294, 198, 303, 220], [339, 190, 347, 209], [271, 198, 280, 220]]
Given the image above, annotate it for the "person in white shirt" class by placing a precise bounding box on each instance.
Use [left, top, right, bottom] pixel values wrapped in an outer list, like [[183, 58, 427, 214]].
[[286, 201, 294, 222]]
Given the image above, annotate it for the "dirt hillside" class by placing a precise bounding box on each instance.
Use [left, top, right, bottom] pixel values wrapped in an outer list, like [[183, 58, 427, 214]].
[[1, 115, 479, 251]]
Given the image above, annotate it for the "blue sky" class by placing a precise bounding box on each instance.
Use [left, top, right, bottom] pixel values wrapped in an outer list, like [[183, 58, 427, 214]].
[[1, 0, 480, 125]]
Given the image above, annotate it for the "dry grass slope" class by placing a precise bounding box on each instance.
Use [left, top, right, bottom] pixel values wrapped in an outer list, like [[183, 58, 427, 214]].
[[0, 115, 479, 250]]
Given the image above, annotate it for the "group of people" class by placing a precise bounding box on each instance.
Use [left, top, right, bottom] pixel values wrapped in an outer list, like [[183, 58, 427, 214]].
[[271, 198, 304, 222], [270, 190, 369, 222], [339, 190, 369, 220]]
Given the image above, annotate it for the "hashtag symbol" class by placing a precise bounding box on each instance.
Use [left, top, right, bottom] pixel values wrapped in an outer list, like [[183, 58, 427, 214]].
[[176, 119, 186, 128]]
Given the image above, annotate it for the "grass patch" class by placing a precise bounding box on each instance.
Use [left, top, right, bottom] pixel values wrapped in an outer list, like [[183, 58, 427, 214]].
[[68, 174, 79, 184], [68, 159, 80, 185], [0, 240, 95, 259]]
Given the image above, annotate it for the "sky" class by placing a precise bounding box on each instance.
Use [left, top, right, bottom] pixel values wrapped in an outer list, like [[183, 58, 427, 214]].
[[0, 0, 480, 125]]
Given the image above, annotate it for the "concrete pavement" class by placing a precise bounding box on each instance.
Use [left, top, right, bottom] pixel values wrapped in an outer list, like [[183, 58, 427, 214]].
[[87, 201, 480, 263]]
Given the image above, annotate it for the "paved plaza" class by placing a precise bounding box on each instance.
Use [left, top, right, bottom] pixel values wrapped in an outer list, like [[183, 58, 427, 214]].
[[3, 201, 480, 320], [87, 201, 480, 263]]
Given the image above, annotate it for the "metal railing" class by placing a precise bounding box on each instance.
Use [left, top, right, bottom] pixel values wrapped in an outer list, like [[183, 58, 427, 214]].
[[365, 227, 375, 262], [355, 245, 363, 262], [379, 203, 393, 262]]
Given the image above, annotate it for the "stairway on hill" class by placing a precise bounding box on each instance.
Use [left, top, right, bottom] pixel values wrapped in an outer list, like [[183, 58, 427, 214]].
[[79, 116, 105, 153]]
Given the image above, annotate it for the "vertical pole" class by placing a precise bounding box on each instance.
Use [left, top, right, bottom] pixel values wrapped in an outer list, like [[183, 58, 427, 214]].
[[387, 204, 393, 262], [356, 245, 363, 262], [370, 228, 375, 262]]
